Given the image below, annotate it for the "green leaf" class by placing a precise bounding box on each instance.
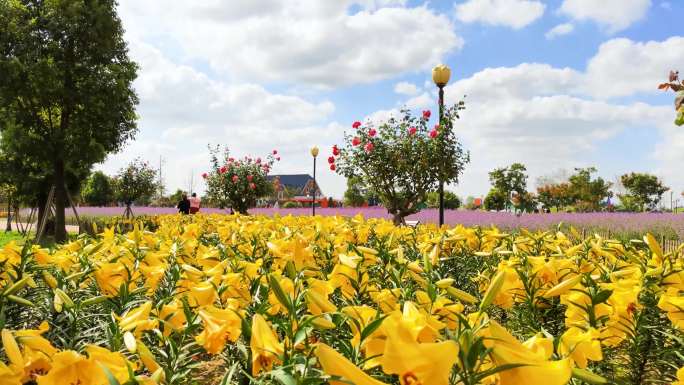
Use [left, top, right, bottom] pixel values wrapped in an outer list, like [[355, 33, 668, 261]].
[[98, 363, 122, 385], [360, 315, 387, 343], [269, 275, 293, 314], [270, 369, 297, 385]]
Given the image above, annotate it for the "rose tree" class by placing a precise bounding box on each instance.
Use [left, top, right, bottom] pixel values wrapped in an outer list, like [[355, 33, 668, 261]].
[[114, 158, 158, 216], [658, 70, 684, 126], [204, 146, 279, 214], [330, 106, 469, 225]]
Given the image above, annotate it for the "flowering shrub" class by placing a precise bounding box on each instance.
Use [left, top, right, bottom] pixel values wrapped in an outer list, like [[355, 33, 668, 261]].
[[0, 214, 683, 384], [331, 106, 469, 224], [203, 146, 278, 214], [658, 70, 684, 126]]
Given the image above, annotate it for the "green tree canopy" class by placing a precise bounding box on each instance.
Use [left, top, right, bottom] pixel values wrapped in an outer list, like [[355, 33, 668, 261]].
[[568, 167, 613, 212], [0, 0, 138, 241], [488, 163, 528, 211], [619, 172, 669, 212], [427, 190, 461, 210], [343, 176, 368, 207], [484, 188, 507, 211], [114, 159, 158, 208], [81, 171, 114, 207]]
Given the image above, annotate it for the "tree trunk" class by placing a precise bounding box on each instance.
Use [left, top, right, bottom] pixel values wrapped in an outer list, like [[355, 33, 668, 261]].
[[5, 197, 11, 232], [54, 158, 67, 243], [392, 213, 405, 226]]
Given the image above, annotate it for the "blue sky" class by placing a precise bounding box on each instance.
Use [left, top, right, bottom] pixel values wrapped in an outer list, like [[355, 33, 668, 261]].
[[102, 0, 684, 201]]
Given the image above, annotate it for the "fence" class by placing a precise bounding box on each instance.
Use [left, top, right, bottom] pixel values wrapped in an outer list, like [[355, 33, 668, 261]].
[[579, 228, 680, 253]]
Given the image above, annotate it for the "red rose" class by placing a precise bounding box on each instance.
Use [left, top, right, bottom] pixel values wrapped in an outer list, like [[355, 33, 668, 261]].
[[330, 164, 336, 171], [228, 157, 234, 162], [219, 166, 227, 174], [422, 110, 431, 119], [276, 156, 280, 161], [327, 156, 335, 164], [332, 145, 340, 156], [408, 127, 417, 136], [352, 121, 361, 129], [352, 137, 361, 146], [247, 175, 253, 182], [256, 158, 261, 164], [434, 124, 440, 130], [368, 128, 377, 137], [249, 182, 256, 190], [273, 149, 278, 155], [364, 142, 374, 153], [429, 129, 438, 138], [202, 172, 208, 179], [232, 175, 239, 183]]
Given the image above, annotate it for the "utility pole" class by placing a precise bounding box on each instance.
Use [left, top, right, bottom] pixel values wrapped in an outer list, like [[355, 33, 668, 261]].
[[158, 155, 165, 200], [189, 169, 194, 195]]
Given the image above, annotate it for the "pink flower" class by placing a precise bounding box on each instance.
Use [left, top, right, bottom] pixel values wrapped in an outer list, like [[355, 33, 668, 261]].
[[429, 129, 438, 138], [219, 166, 227, 174], [327, 156, 335, 164], [332, 145, 340, 156], [249, 182, 256, 190], [368, 128, 377, 137], [352, 121, 361, 129], [330, 164, 336, 171], [202, 172, 208, 179], [408, 127, 417, 136], [422, 110, 431, 119], [276, 156, 280, 161], [228, 157, 234, 163], [256, 158, 261, 164], [364, 142, 374, 153], [434, 124, 440, 130], [232, 175, 239, 183], [352, 137, 361, 146], [272, 149, 278, 155], [247, 175, 253, 182]]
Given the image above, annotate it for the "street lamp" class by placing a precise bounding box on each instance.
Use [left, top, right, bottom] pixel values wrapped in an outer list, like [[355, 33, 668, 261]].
[[432, 64, 451, 227], [310, 146, 319, 216]]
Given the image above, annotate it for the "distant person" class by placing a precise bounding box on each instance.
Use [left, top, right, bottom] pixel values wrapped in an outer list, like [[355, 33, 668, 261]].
[[189, 193, 201, 214], [177, 193, 190, 215]]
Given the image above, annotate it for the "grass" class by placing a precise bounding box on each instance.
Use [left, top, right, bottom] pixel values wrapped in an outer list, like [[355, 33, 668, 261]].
[[0, 231, 24, 247]]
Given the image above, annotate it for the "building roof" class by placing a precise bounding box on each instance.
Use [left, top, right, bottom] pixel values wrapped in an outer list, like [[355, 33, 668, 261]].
[[267, 174, 313, 189]]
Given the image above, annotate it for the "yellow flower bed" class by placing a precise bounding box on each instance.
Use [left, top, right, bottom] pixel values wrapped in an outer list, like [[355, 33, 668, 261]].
[[0, 214, 683, 385]]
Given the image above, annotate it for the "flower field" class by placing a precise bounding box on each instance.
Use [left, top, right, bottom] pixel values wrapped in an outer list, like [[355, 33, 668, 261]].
[[1, 214, 684, 385]]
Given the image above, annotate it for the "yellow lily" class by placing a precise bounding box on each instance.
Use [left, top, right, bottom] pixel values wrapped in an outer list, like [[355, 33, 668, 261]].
[[195, 306, 242, 354], [250, 314, 284, 376], [315, 343, 388, 385]]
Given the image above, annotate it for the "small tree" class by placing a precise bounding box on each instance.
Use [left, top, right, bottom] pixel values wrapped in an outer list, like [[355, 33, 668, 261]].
[[658, 70, 684, 126], [204, 146, 278, 214], [343, 176, 367, 207], [82, 171, 115, 207], [484, 188, 507, 211], [114, 158, 158, 216], [331, 106, 469, 225], [427, 190, 461, 209], [537, 182, 572, 212], [488, 163, 528, 211], [619, 172, 669, 212], [567, 167, 613, 212]]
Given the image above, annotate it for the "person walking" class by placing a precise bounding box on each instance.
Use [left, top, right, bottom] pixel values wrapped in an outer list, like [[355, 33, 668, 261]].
[[177, 193, 190, 215], [189, 193, 201, 214]]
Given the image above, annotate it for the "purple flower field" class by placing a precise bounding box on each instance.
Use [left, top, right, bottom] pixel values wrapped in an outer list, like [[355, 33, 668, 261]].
[[65, 206, 684, 238]]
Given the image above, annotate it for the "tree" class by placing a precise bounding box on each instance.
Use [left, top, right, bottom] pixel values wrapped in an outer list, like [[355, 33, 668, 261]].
[[332, 106, 469, 225], [204, 146, 278, 214], [567, 167, 613, 212], [343, 176, 368, 207], [114, 159, 158, 214], [0, 0, 139, 242], [82, 171, 114, 206], [619, 172, 669, 212], [537, 183, 572, 211], [427, 191, 461, 210], [488, 163, 528, 211], [658, 70, 684, 126], [484, 188, 507, 211]]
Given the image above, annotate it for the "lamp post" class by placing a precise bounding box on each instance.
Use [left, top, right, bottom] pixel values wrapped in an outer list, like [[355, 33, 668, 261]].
[[310, 146, 319, 216], [432, 64, 451, 227]]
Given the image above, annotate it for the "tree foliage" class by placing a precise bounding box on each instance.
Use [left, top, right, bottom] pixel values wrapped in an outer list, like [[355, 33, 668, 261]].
[[536, 183, 572, 211], [343, 176, 369, 207], [658, 70, 684, 126], [484, 188, 507, 211], [427, 190, 461, 210], [0, 0, 139, 241], [204, 146, 277, 214], [567, 167, 613, 212], [332, 106, 469, 224], [114, 159, 158, 207], [488, 163, 528, 211], [619, 172, 669, 212], [81, 171, 114, 206]]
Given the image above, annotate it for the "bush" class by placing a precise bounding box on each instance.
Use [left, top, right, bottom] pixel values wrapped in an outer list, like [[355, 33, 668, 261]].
[[282, 201, 300, 208], [426, 190, 461, 209]]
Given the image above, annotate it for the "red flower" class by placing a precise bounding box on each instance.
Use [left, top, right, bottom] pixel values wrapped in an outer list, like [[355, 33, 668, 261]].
[[219, 166, 227, 174], [247, 175, 253, 182], [202, 172, 208, 179], [422, 110, 431, 119], [330, 164, 336, 171], [352, 137, 361, 146], [368, 128, 377, 137], [232, 175, 239, 183], [364, 142, 374, 153], [352, 121, 361, 129], [273, 149, 278, 155], [249, 182, 256, 190], [228, 157, 234, 163], [408, 127, 417, 136], [429, 129, 438, 138], [276, 156, 281, 161], [256, 158, 261, 164], [332, 145, 340, 156], [327, 156, 335, 164], [434, 124, 440, 130]]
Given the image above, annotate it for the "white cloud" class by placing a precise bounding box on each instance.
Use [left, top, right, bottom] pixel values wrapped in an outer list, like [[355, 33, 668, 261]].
[[455, 0, 545, 29], [559, 0, 651, 33], [545, 23, 575, 39], [394, 81, 420, 96], [118, 1, 462, 88], [584, 37, 684, 99]]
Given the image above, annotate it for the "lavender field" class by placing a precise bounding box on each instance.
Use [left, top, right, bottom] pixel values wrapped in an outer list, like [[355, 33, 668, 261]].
[[58, 206, 684, 238]]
